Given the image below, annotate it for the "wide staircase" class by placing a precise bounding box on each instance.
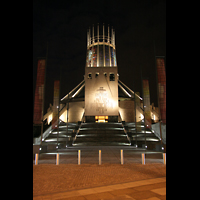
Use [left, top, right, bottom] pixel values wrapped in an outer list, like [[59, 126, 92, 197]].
[[72, 122, 131, 146], [37, 120, 162, 150]]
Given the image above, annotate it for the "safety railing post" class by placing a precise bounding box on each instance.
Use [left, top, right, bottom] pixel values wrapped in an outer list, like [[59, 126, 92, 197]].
[[78, 150, 81, 165], [56, 153, 59, 165], [35, 153, 38, 165], [163, 153, 166, 164], [121, 149, 124, 165], [141, 153, 145, 165], [99, 150, 101, 165]]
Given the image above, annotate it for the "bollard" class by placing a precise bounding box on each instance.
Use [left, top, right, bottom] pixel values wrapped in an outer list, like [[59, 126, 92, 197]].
[[78, 150, 81, 165], [56, 153, 59, 165], [121, 149, 124, 165], [141, 153, 145, 165], [35, 153, 38, 165], [163, 153, 166, 164], [99, 150, 101, 165]]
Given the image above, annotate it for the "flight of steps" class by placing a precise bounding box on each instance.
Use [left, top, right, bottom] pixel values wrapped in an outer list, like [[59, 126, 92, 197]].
[[41, 121, 78, 147], [124, 122, 161, 148], [72, 122, 131, 146]]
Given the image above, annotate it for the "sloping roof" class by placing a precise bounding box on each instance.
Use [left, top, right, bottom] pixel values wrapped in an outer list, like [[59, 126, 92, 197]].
[[61, 80, 85, 102], [60, 79, 142, 103], [118, 80, 142, 100]]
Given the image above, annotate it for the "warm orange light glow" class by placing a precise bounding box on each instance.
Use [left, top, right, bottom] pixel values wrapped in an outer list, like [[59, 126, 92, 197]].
[[95, 116, 108, 123]]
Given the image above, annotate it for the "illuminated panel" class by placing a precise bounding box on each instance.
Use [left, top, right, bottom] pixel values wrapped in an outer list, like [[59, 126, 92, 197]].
[[33, 59, 46, 125], [156, 57, 166, 124], [143, 79, 151, 129], [52, 80, 60, 129]]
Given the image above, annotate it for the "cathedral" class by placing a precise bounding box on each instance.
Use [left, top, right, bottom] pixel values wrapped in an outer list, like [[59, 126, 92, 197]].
[[44, 24, 159, 124], [34, 24, 163, 149]]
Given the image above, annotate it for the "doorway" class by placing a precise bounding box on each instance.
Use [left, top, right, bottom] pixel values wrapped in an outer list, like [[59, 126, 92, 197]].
[[95, 116, 108, 123]]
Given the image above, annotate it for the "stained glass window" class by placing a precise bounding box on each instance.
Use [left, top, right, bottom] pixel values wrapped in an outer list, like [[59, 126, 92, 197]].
[[105, 45, 109, 66]]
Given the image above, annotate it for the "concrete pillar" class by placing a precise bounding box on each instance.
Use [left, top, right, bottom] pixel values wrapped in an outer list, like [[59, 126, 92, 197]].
[[141, 153, 145, 165], [35, 154, 38, 165], [121, 149, 124, 165], [56, 153, 59, 165], [78, 150, 81, 165]]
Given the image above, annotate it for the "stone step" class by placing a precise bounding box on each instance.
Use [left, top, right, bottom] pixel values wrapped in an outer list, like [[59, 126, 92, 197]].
[[73, 142, 130, 146]]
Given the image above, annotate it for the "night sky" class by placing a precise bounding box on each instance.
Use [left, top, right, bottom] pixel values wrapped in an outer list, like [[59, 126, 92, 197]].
[[33, 0, 166, 113]]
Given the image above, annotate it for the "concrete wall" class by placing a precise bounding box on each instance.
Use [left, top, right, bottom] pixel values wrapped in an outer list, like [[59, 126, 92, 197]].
[[85, 67, 118, 116], [59, 101, 84, 123], [119, 100, 135, 122], [68, 101, 85, 123]]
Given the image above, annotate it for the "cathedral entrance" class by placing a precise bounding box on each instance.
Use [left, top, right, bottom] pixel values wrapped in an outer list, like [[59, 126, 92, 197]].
[[95, 116, 108, 123]]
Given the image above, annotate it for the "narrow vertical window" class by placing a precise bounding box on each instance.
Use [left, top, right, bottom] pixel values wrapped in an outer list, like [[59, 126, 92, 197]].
[[95, 72, 99, 78], [88, 73, 92, 79]]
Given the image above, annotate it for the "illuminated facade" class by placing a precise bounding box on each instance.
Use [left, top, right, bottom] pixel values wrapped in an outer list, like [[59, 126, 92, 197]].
[[34, 24, 165, 148], [42, 24, 160, 124]]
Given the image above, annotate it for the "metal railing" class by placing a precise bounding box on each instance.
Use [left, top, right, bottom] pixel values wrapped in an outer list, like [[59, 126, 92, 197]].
[[33, 119, 62, 145], [34, 150, 166, 165]]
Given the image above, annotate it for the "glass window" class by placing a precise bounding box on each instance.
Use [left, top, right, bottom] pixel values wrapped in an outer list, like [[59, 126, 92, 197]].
[[99, 45, 103, 67], [110, 46, 114, 66], [109, 73, 115, 81], [87, 47, 92, 67], [113, 49, 117, 66], [105, 45, 109, 66], [93, 46, 97, 67]]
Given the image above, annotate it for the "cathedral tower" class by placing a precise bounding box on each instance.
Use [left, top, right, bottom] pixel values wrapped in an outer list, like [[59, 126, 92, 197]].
[[85, 24, 118, 122]]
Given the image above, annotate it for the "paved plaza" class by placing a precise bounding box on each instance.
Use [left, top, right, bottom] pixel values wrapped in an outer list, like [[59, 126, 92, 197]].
[[33, 146, 166, 199]]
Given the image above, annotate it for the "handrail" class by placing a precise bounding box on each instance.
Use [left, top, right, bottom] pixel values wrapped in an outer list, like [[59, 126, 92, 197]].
[[72, 122, 82, 146], [72, 111, 85, 145], [150, 123, 166, 144], [33, 119, 62, 145], [121, 121, 131, 144]]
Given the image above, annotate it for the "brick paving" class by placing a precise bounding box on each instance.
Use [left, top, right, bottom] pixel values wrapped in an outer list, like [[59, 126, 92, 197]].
[[33, 146, 166, 199], [33, 163, 166, 199]]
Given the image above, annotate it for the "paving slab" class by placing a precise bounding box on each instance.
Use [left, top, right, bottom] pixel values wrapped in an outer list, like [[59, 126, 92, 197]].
[[33, 177, 166, 200], [151, 188, 166, 196]]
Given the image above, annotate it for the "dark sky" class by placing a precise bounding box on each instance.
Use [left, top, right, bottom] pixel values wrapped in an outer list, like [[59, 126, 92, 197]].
[[33, 0, 166, 113]]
